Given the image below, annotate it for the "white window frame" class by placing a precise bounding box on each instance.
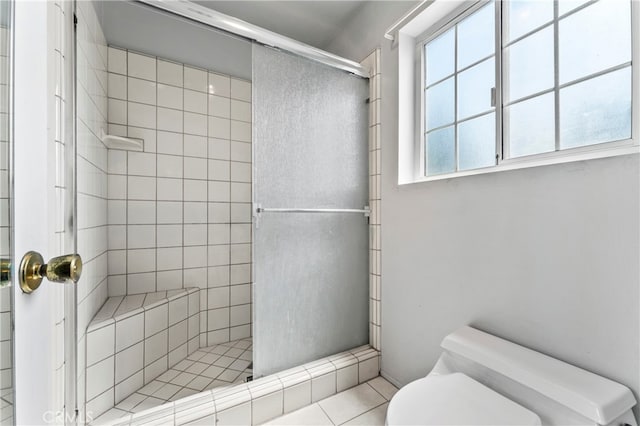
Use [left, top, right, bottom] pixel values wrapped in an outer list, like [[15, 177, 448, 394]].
[[416, 0, 500, 178], [395, 0, 640, 185]]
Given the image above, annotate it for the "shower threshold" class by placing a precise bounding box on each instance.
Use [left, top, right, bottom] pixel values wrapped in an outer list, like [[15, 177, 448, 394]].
[[97, 344, 380, 426], [93, 338, 253, 424]]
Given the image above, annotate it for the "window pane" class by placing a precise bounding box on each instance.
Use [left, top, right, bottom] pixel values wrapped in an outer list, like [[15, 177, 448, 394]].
[[457, 2, 495, 70], [458, 113, 496, 171], [560, 67, 631, 149], [426, 28, 455, 85], [558, 0, 590, 16], [426, 126, 455, 176], [507, 93, 555, 158], [506, 0, 553, 42], [559, 0, 631, 84], [505, 27, 553, 102], [426, 77, 455, 130], [458, 57, 495, 120]]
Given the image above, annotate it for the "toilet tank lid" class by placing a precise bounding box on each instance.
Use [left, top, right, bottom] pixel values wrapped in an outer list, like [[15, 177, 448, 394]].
[[441, 326, 637, 424]]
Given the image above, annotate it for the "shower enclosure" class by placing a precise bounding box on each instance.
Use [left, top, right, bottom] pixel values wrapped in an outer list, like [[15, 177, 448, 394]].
[[72, 1, 372, 422]]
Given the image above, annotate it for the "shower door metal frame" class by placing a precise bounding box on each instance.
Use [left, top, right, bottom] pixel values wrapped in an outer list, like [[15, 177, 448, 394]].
[[136, 0, 369, 78], [65, 0, 79, 421]]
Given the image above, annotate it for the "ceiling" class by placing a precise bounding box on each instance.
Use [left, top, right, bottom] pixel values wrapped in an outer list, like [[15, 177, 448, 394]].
[[193, 1, 368, 49]]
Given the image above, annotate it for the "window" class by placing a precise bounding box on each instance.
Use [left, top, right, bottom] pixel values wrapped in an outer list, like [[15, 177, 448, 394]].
[[419, 0, 634, 178]]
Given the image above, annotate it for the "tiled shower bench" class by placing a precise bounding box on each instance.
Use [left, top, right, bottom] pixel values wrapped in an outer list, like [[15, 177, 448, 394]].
[[85, 288, 201, 418]]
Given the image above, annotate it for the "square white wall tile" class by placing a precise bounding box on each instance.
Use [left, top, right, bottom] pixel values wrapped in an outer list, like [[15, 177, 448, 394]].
[[115, 342, 143, 383], [157, 155, 183, 179], [128, 152, 156, 177], [145, 304, 168, 337], [157, 131, 183, 156], [208, 116, 230, 139], [184, 203, 207, 224], [230, 79, 251, 102], [108, 99, 127, 125], [158, 60, 183, 87], [311, 372, 336, 402], [230, 100, 251, 122], [86, 324, 114, 366], [108, 47, 127, 75], [157, 247, 183, 271], [209, 95, 230, 118], [184, 112, 207, 137], [252, 391, 283, 425], [336, 365, 358, 392], [209, 138, 230, 160], [230, 141, 251, 163], [144, 329, 168, 366], [128, 102, 156, 129], [283, 381, 311, 414], [208, 72, 230, 97], [184, 66, 208, 92], [184, 135, 207, 158], [184, 89, 207, 114], [230, 121, 251, 143], [108, 73, 126, 100], [208, 266, 230, 287], [158, 84, 183, 110], [128, 52, 156, 81], [116, 314, 144, 352], [128, 77, 156, 105], [157, 107, 183, 133], [86, 356, 115, 401]]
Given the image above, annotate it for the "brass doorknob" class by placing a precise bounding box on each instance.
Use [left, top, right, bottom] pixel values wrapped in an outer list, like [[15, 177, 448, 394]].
[[19, 251, 83, 294], [0, 259, 10, 287]]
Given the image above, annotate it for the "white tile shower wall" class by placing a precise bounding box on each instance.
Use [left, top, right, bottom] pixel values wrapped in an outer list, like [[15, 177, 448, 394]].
[[76, 0, 109, 422], [105, 47, 252, 348], [0, 23, 12, 425], [361, 50, 381, 351]]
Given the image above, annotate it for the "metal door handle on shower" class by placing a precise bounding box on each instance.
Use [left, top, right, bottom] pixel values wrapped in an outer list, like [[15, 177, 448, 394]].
[[255, 206, 370, 216], [253, 205, 371, 228]]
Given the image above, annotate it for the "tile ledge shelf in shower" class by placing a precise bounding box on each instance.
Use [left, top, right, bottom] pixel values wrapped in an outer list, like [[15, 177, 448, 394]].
[[104, 346, 381, 426], [85, 287, 201, 419]]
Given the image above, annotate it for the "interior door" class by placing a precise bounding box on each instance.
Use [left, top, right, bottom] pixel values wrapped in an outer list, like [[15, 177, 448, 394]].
[[10, 1, 78, 424], [252, 45, 370, 377]]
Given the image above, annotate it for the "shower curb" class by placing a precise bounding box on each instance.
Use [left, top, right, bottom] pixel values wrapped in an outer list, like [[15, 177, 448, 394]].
[[105, 345, 380, 425]]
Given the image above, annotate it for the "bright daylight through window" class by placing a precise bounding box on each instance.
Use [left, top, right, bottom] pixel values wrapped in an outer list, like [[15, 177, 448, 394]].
[[422, 0, 633, 177]]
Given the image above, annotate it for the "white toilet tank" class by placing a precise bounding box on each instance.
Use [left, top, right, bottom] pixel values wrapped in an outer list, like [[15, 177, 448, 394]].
[[388, 326, 637, 426]]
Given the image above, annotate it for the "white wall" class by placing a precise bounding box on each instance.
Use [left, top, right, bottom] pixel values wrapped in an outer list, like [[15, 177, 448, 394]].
[[327, 0, 640, 416]]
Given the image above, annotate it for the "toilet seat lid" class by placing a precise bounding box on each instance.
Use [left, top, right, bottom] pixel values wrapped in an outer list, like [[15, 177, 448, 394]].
[[386, 373, 542, 425]]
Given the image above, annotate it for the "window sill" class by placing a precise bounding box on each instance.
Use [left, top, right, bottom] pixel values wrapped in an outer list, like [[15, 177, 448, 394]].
[[400, 141, 640, 186]]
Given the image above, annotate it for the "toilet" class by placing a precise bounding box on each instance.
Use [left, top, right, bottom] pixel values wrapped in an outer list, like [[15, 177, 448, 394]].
[[386, 326, 638, 425]]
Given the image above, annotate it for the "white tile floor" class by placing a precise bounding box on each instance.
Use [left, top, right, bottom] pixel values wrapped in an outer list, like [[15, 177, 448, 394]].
[[92, 338, 253, 424], [264, 376, 398, 426]]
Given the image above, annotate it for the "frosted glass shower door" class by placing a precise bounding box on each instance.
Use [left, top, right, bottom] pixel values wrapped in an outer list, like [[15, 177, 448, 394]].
[[252, 45, 369, 377]]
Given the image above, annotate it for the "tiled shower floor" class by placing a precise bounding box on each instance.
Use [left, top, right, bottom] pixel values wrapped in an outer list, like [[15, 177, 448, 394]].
[[94, 338, 253, 424]]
